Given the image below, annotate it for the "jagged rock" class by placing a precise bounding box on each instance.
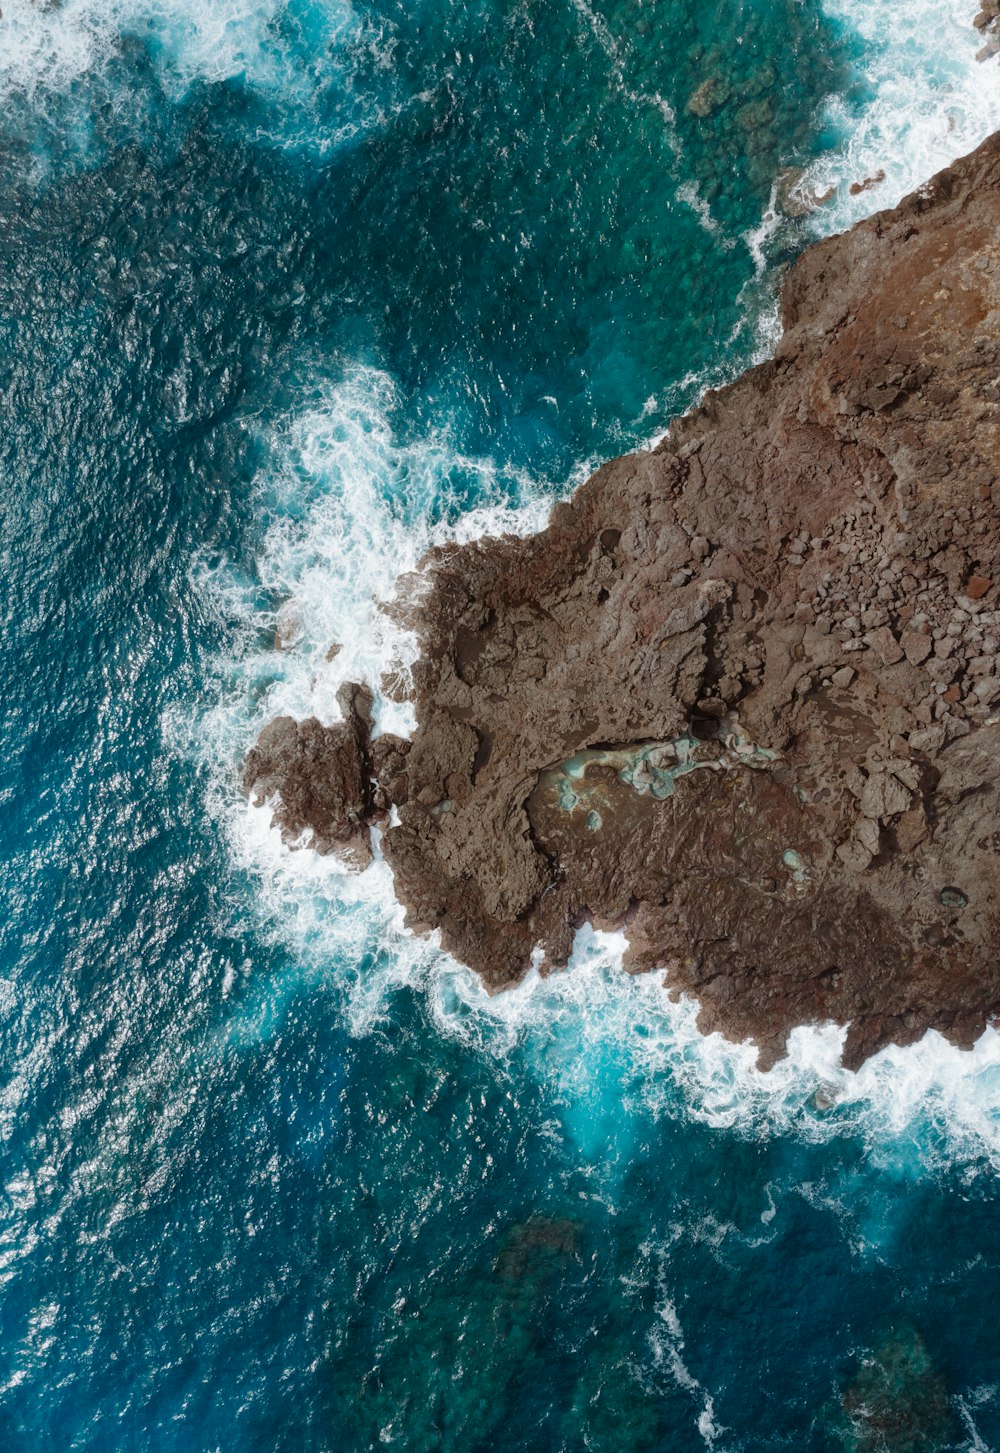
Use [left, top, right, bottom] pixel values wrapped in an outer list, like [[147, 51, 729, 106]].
[[274, 601, 304, 650], [860, 770, 912, 822], [242, 683, 377, 865], [974, 675, 1000, 704], [849, 168, 886, 197], [868, 626, 904, 665], [246, 134, 1000, 1071], [775, 167, 837, 219]]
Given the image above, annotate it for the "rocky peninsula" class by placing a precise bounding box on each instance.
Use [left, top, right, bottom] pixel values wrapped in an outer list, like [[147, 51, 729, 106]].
[[245, 131, 1000, 1071]]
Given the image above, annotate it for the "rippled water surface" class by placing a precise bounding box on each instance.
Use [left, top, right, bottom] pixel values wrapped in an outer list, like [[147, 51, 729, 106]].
[[2, 0, 1000, 1447]]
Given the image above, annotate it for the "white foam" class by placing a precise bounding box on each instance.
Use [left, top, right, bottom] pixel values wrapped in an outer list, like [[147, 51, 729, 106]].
[[184, 362, 556, 1022], [727, 0, 1000, 394], [807, 0, 1000, 234], [421, 927, 1000, 1176], [677, 180, 737, 249], [957, 1390, 998, 1452], [648, 1254, 727, 1449], [0, 0, 371, 155], [198, 718, 1000, 1173], [193, 365, 551, 746], [219, 801, 442, 1041]]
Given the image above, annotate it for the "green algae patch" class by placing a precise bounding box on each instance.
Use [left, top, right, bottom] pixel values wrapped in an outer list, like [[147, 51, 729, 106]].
[[541, 719, 778, 832]]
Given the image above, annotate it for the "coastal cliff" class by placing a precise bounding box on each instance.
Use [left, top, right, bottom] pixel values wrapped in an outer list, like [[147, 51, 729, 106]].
[[246, 132, 1000, 1071]]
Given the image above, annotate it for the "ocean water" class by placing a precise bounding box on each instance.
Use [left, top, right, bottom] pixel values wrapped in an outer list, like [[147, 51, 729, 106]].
[[2, 0, 1000, 1448]]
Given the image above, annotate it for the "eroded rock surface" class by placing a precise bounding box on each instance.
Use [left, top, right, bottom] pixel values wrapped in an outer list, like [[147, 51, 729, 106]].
[[242, 682, 377, 866], [247, 133, 1000, 1069]]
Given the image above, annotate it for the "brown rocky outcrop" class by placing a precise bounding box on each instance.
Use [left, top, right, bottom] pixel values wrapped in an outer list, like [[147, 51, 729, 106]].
[[246, 132, 1000, 1070], [976, 0, 1000, 59], [242, 682, 377, 866]]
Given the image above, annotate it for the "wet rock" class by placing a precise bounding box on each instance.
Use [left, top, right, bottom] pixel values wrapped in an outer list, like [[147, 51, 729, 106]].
[[773, 168, 837, 219], [274, 601, 304, 650], [775, 167, 812, 219], [242, 682, 377, 864], [849, 168, 886, 196], [371, 733, 412, 810]]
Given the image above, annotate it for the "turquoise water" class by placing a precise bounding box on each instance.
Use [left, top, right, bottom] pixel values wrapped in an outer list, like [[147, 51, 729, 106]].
[[2, 0, 1000, 1447]]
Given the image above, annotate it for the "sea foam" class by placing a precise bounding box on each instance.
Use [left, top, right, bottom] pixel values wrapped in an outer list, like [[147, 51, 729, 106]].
[[731, 0, 1000, 363], [0, 0, 379, 162], [195, 366, 551, 739], [0, 0, 341, 99], [810, 0, 1000, 231]]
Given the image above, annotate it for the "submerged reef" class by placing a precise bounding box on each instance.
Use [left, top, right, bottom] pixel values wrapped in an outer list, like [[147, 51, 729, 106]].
[[822, 1321, 960, 1452], [245, 132, 1000, 1071]]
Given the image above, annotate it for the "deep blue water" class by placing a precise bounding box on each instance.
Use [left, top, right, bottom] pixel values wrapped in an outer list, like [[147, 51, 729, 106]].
[[2, 1, 1000, 1448]]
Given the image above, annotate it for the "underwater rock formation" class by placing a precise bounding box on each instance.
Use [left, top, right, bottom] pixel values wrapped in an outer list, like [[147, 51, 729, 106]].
[[823, 1321, 960, 1452], [247, 131, 1000, 1071]]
